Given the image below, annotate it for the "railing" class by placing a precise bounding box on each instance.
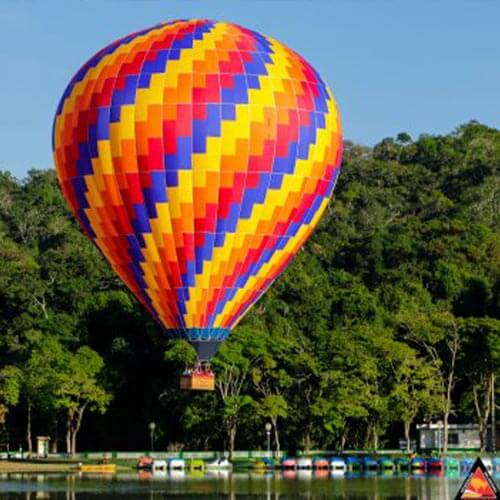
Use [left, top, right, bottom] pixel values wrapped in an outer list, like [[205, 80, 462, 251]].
[[296, 449, 407, 456], [44, 449, 418, 460], [47, 450, 283, 460]]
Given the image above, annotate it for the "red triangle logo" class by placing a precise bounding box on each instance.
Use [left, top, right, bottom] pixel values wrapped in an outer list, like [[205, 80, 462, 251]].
[[456, 458, 500, 499]]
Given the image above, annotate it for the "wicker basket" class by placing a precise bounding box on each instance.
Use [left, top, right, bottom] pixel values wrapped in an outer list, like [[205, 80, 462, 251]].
[[180, 372, 215, 391]]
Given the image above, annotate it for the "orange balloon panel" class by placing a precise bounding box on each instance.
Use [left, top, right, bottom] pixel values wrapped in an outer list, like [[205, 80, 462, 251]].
[[52, 19, 342, 359]]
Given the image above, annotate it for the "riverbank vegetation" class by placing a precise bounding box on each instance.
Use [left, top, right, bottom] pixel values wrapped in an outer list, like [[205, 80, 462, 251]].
[[0, 122, 498, 457]]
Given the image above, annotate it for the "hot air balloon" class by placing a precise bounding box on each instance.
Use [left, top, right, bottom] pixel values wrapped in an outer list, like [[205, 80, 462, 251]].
[[52, 19, 342, 390]]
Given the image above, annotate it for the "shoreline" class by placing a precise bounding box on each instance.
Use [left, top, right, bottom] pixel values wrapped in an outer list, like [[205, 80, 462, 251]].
[[0, 461, 77, 473]]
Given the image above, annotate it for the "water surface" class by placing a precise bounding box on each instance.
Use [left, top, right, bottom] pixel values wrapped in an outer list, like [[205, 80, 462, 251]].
[[0, 470, 476, 499]]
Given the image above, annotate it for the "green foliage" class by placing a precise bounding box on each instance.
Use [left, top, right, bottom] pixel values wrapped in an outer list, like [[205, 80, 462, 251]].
[[54, 346, 111, 416], [0, 122, 498, 452]]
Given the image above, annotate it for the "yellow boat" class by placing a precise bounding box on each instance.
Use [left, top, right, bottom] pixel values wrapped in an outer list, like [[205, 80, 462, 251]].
[[78, 463, 116, 473], [252, 460, 266, 470]]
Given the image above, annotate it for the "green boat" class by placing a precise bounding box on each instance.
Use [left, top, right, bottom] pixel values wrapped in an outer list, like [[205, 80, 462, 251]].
[[444, 457, 460, 470], [378, 457, 395, 470], [187, 459, 205, 471]]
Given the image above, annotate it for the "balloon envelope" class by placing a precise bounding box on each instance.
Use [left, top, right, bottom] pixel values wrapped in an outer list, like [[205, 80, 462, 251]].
[[53, 19, 342, 359]]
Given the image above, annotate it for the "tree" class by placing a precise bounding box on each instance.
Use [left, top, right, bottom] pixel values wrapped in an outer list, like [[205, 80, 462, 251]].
[[400, 310, 462, 453], [251, 329, 294, 456], [22, 336, 68, 454], [54, 347, 111, 456], [387, 348, 441, 452], [256, 394, 288, 454], [212, 325, 265, 459]]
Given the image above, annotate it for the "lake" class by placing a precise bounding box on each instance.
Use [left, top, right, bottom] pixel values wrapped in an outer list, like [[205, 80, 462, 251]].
[[0, 470, 480, 499]]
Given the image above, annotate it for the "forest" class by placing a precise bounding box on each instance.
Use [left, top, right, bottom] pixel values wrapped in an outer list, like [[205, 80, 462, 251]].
[[0, 121, 498, 457]]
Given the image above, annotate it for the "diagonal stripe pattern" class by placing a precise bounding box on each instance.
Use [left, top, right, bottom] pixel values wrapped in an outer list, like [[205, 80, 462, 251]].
[[53, 19, 343, 348]]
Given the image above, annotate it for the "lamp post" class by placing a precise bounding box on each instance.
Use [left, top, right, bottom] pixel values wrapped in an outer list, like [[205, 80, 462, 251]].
[[149, 422, 156, 452], [265, 423, 272, 455]]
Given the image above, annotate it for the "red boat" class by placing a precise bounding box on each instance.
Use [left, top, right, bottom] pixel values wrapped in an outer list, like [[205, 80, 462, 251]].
[[137, 456, 154, 470], [282, 458, 298, 470], [313, 458, 329, 470], [427, 458, 444, 470]]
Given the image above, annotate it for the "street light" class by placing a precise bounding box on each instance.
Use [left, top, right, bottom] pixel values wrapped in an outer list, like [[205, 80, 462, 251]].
[[149, 422, 156, 452], [265, 423, 272, 455]]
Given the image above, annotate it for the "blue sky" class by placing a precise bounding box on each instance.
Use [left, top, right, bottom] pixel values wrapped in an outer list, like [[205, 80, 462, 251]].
[[0, 0, 498, 178]]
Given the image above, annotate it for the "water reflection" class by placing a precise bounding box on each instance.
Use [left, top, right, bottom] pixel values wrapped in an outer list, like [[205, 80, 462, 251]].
[[0, 469, 469, 499]]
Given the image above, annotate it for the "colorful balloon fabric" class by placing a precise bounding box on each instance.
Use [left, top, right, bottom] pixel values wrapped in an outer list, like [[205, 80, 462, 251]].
[[52, 19, 342, 359]]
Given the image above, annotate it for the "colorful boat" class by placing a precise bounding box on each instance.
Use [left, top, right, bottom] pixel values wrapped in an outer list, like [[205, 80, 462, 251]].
[[394, 457, 410, 470], [345, 456, 362, 470], [205, 458, 232, 470], [78, 464, 116, 473], [460, 457, 474, 471], [281, 458, 297, 470], [187, 459, 204, 471], [444, 457, 459, 470], [168, 458, 185, 471], [297, 457, 313, 469], [329, 457, 346, 474], [378, 457, 395, 470], [362, 457, 378, 470], [252, 460, 266, 471], [137, 456, 153, 470], [313, 457, 329, 470], [427, 458, 443, 470], [262, 457, 275, 469], [152, 459, 167, 470], [410, 457, 426, 470]]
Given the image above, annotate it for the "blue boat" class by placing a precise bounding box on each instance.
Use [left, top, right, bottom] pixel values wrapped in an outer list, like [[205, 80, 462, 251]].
[[262, 457, 275, 469], [362, 456, 378, 470], [460, 457, 474, 471], [493, 456, 500, 471], [345, 456, 361, 470], [410, 457, 426, 470], [329, 456, 346, 473]]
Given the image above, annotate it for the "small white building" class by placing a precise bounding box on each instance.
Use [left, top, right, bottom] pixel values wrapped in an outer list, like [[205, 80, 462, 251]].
[[416, 423, 481, 452], [36, 436, 50, 458]]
